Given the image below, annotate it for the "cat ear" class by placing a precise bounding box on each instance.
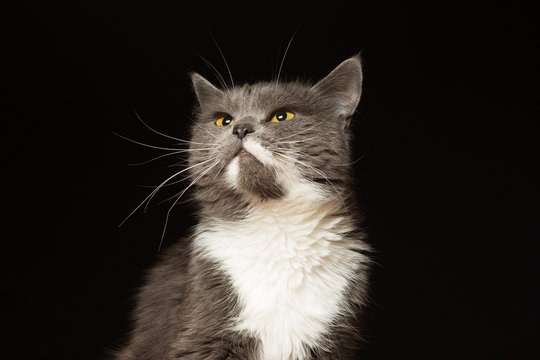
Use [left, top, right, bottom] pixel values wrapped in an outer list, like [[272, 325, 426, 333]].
[[311, 56, 363, 119], [190, 73, 223, 109]]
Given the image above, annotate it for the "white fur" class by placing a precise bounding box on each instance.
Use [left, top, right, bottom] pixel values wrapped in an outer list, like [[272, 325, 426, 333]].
[[242, 138, 275, 166], [225, 137, 275, 191], [225, 156, 240, 187], [196, 142, 363, 359]]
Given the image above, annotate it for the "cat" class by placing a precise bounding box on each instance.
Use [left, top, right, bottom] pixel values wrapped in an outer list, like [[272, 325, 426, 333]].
[[115, 55, 372, 360]]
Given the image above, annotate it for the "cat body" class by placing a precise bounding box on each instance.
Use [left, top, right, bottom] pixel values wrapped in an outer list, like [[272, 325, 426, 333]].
[[117, 56, 371, 359]]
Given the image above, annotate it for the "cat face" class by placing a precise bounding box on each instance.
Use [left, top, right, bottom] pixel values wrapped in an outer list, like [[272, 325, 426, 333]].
[[187, 57, 363, 216]]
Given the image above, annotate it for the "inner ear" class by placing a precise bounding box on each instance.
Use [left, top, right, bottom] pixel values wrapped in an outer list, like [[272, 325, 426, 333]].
[[190, 73, 223, 109], [310, 56, 363, 119]]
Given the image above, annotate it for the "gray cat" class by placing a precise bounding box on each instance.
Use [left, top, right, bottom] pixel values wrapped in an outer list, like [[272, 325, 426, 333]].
[[116, 56, 372, 360]]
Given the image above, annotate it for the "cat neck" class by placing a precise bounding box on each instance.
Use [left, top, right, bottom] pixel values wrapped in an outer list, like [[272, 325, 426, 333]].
[[195, 179, 355, 260], [203, 180, 351, 233]]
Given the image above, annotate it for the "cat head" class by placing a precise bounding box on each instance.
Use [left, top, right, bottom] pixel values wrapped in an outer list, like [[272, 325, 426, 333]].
[[187, 56, 363, 218]]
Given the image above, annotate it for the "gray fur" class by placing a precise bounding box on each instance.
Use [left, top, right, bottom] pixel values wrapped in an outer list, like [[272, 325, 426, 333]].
[[115, 56, 370, 359]]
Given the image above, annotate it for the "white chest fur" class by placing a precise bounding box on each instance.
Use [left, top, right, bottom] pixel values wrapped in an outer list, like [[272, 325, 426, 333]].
[[195, 193, 362, 360]]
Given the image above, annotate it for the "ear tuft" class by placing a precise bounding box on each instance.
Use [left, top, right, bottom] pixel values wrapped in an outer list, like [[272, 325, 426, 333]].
[[311, 56, 363, 119], [190, 73, 223, 109]]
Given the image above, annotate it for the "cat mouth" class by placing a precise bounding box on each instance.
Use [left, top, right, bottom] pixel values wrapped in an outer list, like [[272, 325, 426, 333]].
[[233, 139, 274, 167], [236, 147, 256, 159]]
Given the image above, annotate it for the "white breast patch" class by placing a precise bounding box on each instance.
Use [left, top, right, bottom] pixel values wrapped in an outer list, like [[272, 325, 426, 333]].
[[194, 188, 362, 360]]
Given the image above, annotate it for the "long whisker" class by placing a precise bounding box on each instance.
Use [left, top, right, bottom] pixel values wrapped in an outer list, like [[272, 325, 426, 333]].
[[274, 151, 350, 218], [136, 162, 210, 190], [277, 29, 297, 83], [275, 123, 320, 141], [129, 152, 182, 167], [132, 107, 217, 146], [167, 159, 191, 168], [273, 154, 297, 186], [128, 148, 212, 166], [165, 158, 228, 207], [210, 158, 228, 183], [277, 135, 321, 144], [176, 140, 219, 146], [114, 132, 185, 152], [206, 23, 234, 88], [142, 158, 216, 213], [192, 50, 230, 90], [118, 158, 215, 227], [143, 160, 209, 191], [151, 157, 225, 206], [190, 121, 220, 140], [332, 147, 370, 167], [132, 108, 187, 143], [158, 159, 220, 252]]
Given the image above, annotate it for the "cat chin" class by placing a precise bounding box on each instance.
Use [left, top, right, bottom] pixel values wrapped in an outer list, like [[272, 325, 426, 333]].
[[222, 138, 285, 201], [225, 156, 286, 201]]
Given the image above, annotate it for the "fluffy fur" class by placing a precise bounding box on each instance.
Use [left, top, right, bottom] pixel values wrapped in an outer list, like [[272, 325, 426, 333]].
[[116, 56, 371, 359]]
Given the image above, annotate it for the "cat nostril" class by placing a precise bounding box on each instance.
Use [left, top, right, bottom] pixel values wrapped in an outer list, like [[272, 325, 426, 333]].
[[232, 124, 254, 140]]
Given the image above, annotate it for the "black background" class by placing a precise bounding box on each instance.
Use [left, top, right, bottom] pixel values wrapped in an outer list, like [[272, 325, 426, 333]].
[[9, 1, 538, 359]]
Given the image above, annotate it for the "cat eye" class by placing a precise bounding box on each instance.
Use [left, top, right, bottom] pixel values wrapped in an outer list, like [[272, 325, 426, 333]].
[[270, 110, 295, 122], [216, 114, 234, 127]]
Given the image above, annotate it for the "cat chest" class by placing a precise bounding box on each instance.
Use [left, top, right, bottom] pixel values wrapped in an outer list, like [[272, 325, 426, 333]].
[[195, 214, 359, 359]]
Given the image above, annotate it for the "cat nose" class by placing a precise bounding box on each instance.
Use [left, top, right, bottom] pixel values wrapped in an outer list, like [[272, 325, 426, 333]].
[[232, 123, 254, 140]]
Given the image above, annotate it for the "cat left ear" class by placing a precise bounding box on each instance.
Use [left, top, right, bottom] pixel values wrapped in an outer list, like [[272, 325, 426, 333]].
[[190, 73, 223, 109], [310, 56, 363, 120]]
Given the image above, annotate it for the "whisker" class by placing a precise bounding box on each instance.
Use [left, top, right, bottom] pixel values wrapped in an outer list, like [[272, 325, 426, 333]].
[[167, 160, 191, 168], [275, 123, 320, 141], [276, 29, 297, 83], [118, 158, 215, 227], [135, 167, 200, 190], [277, 135, 321, 144], [166, 158, 228, 207], [192, 50, 230, 90], [114, 132, 184, 152], [207, 158, 227, 184], [151, 159, 214, 191], [176, 140, 219, 146], [191, 121, 220, 140], [273, 154, 297, 186], [132, 107, 216, 146], [274, 151, 350, 218], [129, 152, 182, 166], [128, 148, 213, 166], [158, 159, 220, 252], [132, 108, 187, 143], [151, 157, 225, 206], [206, 23, 234, 88], [142, 158, 216, 213], [332, 148, 370, 167]]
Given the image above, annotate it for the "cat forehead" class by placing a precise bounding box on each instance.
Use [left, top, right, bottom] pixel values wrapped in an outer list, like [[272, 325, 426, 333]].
[[223, 82, 311, 112]]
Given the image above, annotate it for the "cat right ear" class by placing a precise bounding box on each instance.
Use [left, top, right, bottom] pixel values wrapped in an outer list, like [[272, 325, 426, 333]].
[[310, 56, 363, 121], [190, 73, 223, 109]]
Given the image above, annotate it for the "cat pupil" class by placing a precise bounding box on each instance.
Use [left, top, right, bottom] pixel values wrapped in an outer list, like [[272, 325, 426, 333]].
[[223, 115, 232, 125], [276, 111, 286, 121]]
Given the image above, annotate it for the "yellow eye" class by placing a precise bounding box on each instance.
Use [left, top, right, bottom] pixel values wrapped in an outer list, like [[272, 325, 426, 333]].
[[216, 114, 234, 126], [270, 110, 295, 122]]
